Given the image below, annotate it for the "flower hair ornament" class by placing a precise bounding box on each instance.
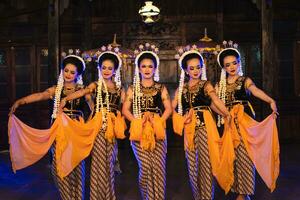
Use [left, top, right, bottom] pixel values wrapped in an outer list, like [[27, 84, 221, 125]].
[[132, 42, 159, 119], [217, 40, 242, 126], [174, 44, 206, 115], [52, 50, 86, 119]]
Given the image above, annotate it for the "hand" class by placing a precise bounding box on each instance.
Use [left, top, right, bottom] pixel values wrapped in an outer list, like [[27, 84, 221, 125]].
[[142, 113, 149, 126], [9, 100, 22, 116], [59, 98, 67, 110], [149, 114, 155, 126], [224, 114, 232, 125], [184, 109, 193, 124], [116, 111, 121, 116], [270, 101, 279, 118], [110, 113, 116, 124]]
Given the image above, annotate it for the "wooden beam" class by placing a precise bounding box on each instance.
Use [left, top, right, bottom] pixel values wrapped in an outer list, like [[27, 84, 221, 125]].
[[48, 0, 60, 85]]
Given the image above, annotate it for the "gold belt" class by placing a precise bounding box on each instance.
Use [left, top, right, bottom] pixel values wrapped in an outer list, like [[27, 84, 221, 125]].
[[141, 107, 162, 114], [185, 106, 212, 128], [185, 106, 211, 113], [63, 109, 84, 119], [226, 100, 255, 117]]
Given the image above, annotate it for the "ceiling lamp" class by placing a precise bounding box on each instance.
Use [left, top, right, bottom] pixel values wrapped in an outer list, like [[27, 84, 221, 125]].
[[138, 1, 160, 24]]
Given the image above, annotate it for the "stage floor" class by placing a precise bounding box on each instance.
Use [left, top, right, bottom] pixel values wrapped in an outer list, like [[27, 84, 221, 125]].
[[0, 143, 299, 200]]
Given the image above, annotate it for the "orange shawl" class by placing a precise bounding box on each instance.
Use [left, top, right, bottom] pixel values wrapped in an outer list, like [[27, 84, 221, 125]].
[[8, 111, 126, 179], [129, 112, 166, 151], [172, 109, 220, 177], [215, 104, 280, 193]]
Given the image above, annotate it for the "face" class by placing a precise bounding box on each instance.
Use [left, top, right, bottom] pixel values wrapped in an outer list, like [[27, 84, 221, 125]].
[[63, 63, 78, 83], [100, 59, 115, 79], [139, 58, 156, 80], [223, 55, 240, 76], [185, 58, 202, 80]]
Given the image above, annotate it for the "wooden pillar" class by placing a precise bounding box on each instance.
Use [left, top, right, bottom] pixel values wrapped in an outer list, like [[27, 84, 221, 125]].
[[261, 0, 278, 115], [216, 0, 224, 42], [48, 0, 60, 85], [261, 0, 275, 95]]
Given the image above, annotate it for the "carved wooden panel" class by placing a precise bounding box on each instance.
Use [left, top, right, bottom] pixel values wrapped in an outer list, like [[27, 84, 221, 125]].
[[125, 22, 181, 38]]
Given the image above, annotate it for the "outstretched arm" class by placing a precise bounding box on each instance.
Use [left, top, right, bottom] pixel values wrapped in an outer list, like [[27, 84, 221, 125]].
[[9, 86, 56, 115], [60, 82, 97, 109], [210, 102, 224, 116], [210, 83, 225, 116], [206, 82, 230, 117], [246, 78, 278, 114]]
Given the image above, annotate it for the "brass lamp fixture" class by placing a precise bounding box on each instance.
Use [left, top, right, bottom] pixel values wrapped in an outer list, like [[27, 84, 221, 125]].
[[138, 1, 160, 24]]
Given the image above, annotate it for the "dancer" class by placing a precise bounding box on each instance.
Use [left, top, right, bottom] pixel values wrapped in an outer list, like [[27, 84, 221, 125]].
[[10, 54, 91, 200], [172, 45, 231, 200], [60, 45, 126, 200], [122, 43, 172, 200], [216, 41, 279, 200]]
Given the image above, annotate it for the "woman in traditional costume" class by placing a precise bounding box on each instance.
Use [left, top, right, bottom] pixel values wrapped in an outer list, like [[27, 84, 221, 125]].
[[172, 45, 231, 200], [9, 54, 91, 200], [122, 43, 172, 200], [215, 41, 279, 200], [60, 45, 126, 200]]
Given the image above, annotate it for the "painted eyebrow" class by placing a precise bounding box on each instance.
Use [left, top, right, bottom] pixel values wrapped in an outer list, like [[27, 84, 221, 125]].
[[188, 64, 201, 67], [141, 64, 153, 67], [225, 61, 238, 65], [102, 65, 113, 68]]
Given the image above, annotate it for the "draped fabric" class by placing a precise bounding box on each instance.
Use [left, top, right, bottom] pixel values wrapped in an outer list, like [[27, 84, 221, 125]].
[[172, 110, 220, 200], [129, 112, 166, 151], [8, 111, 126, 179], [51, 142, 86, 200], [215, 104, 280, 193], [173, 106, 279, 194], [129, 112, 167, 200], [172, 110, 220, 177]]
